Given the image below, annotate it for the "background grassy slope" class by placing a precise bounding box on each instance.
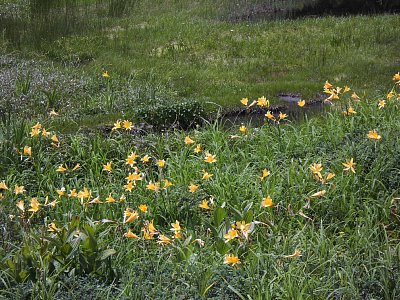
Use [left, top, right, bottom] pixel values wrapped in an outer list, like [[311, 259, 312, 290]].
[[1, 0, 399, 108]]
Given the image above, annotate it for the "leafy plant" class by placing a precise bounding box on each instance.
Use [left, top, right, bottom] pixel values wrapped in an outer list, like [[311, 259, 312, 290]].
[[136, 99, 206, 130]]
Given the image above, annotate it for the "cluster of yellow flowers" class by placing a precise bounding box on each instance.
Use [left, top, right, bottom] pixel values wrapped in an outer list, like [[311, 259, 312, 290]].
[[240, 96, 270, 107], [29, 122, 60, 148], [323, 81, 352, 102], [112, 119, 134, 131]]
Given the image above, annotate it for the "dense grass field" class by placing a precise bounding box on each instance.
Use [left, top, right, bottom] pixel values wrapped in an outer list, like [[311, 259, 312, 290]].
[[1, 0, 400, 299]]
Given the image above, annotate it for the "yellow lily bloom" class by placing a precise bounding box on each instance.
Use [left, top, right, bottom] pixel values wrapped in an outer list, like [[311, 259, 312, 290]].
[[204, 152, 217, 164], [103, 162, 112, 172], [342, 158, 356, 173], [367, 130, 381, 141], [199, 199, 210, 209], [261, 196, 273, 208], [185, 136, 195, 145], [224, 254, 241, 266]]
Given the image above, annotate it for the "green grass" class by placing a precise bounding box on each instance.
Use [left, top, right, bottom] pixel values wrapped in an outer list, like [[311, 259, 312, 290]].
[[43, 12, 400, 106], [1, 2, 400, 298]]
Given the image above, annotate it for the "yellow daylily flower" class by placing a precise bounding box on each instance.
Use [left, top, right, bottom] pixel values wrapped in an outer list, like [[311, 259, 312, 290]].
[[185, 136, 195, 145], [170, 220, 182, 233], [224, 254, 241, 266], [112, 120, 122, 131], [278, 112, 288, 121], [310, 163, 323, 175], [138, 204, 148, 213], [387, 90, 395, 100], [204, 152, 217, 164], [297, 100, 305, 107], [202, 170, 213, 180], [347, 106, 356, 114], [367, 130, 381, 141], [77, 188, 91, 201], [119, 194, 126, 202], [351, 92, 360, 101], [103, 162, 112, 172], [162, 179, 173, 189], [142, 220, 158, 240], [32, 122, 42, 130], [28, 198, 40, 213], [56, 164, 68, 173], [124, 229, 139, 239], [324, 81, 333, 89], [30, 128, 40, 137], [146, 181, 160, 192], [122, 120, 134, 131], [284, 249, 302, 258], [261, 196, 273, 208], [240, 98, 248, 106], [102, 70, 110, 78], [224, 228, 239, 242], [265, 110, 275, 121], [71, 163, 81, 171], [188, 183, 199, 193], [194, 144, 202, 153], [47, 222, 60, 232], [239, 125, 247, 134], [106, 193, 116, 203], [157, 234, 172, 245], [56, 187, 66, 196], [260, 168, 270, 181], [16, 200, 25, 211], [199, 199, 210, 209], [124, 181, 134, 192], [342, 158, 356, 173], [311, 190, 326, 198], [378, 100, 386, 109], [126, 152, 138, 167], [237, 221, 252, 239], [157, 159, 166, 168], [126, 172, 143, 181], [141, 155, 151, 163], [68, 189, 77, 198], [51, 134, 59, 143], [49, 109, 59, 116], [123, 209, 139, 223], [14, 185, 26, 195], [89, 197, 102, 204], [393, 72, 400, 83], [41, 128, 50, 137], [325, 173, 336, 182], [257, 96, 269, 107], [0, 181, 8, 190]]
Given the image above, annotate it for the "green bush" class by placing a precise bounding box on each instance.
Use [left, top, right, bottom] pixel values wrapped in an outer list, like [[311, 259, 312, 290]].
[[135, 99, 206, 130]]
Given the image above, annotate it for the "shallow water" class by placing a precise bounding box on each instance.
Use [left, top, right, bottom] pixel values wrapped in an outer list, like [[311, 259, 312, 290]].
[[221, 94, 329, 128]]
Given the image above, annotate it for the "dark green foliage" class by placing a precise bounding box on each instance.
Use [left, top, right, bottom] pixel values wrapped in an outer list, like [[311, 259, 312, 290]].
[[296, 0, 400, 16], [136, 99, 206, 130]]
